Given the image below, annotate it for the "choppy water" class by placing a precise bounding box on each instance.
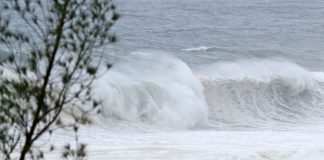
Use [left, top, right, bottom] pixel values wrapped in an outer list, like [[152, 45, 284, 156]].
[[113, 0, 324, 70]]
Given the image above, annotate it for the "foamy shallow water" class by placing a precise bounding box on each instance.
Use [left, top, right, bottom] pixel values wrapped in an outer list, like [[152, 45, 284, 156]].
[[43, 124, 324, 160], [4, 51, 324, 160], [39, 52, 324, 160]]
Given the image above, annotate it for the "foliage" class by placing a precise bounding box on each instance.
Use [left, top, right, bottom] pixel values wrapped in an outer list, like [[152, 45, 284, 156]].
[[0, 0, 118, 159]]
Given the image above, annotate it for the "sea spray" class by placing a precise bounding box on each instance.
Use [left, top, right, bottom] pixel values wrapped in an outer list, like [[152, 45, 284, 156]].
[[92, 51, 208, 129], [92, 53, 324, 129], [198, 59, 324, 127]]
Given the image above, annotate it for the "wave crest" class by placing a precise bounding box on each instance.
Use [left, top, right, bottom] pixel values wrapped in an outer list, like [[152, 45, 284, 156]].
[[92, 54, 324, 129], [92, 51, 208, 129], [199, 59, 324, 127]]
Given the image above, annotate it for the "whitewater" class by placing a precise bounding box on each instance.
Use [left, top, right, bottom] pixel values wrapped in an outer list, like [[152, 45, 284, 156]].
[[41, 51, 324, 160], [92, 52, 324, 129], [45, 0, 324, 159], [3, 0, 324, 159], [70, 0, 324, 158]]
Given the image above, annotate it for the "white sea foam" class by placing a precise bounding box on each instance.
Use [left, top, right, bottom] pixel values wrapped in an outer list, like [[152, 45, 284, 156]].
[[195, 59, 324, 127], [91, 55, 324, 129], [34, 53, 324, 160], [92, 51, 208, 129], [182, 46, 213, 51], [197, 59, 316, 92]]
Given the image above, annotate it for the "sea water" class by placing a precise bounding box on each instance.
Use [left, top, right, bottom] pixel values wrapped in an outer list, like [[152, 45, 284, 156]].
[[6, 0, 324, 159]]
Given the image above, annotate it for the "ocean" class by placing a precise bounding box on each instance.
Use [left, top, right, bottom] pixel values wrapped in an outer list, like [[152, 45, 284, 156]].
[[5, 0, 324, 159]]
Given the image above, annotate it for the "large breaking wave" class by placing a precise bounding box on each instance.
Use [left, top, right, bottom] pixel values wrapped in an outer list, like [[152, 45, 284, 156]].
[[92, 51, 208, 129], [92, 51, 324, 129], [200, 60, 324, 128]]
